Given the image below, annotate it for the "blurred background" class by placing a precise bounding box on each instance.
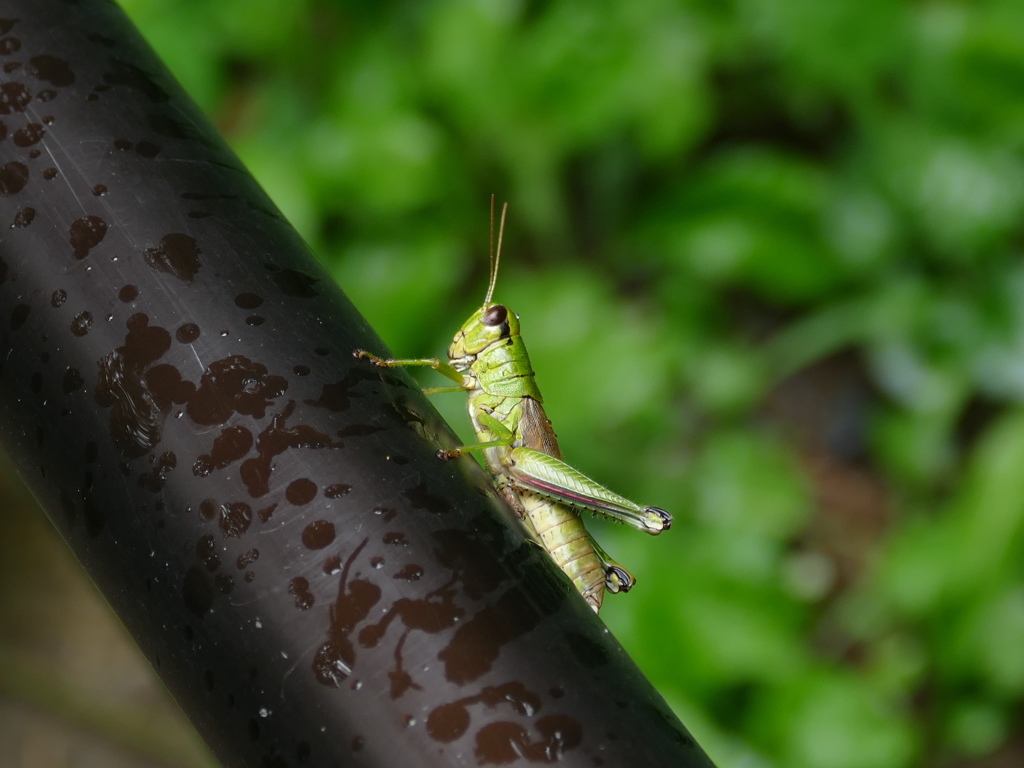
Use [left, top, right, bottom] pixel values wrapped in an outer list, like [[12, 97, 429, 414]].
[[5, 0, 1024, 766]]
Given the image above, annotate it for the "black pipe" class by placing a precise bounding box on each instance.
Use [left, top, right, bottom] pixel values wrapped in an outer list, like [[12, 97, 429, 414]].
[[0, 2, 715, 766]]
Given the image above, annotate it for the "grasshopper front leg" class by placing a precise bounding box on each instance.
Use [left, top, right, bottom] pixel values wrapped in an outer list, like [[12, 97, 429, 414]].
[[353, 349, 467, 389], [354, 350, 507, 459]]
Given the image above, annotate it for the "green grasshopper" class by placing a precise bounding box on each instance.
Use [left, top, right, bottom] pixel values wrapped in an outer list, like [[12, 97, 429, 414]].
[[354, 200, 671, 612]]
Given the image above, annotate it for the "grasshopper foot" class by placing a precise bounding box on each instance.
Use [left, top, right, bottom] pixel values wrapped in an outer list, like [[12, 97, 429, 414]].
[[353, 349, 385, 366], [436, 448, 461, 461]]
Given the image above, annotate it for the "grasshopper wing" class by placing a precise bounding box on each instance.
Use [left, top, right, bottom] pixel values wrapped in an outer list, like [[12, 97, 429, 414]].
[[519, 395, 562, 459]]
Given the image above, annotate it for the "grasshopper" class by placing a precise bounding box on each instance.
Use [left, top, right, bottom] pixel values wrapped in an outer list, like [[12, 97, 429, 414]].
[[354, 200, 671, 612]]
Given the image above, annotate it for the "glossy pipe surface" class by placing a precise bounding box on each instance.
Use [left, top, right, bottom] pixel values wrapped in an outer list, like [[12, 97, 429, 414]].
[[0, 3, 715, 766]]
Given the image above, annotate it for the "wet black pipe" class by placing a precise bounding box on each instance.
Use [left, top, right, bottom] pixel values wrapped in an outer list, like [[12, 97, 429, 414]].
[[0, 2, 716, 766]]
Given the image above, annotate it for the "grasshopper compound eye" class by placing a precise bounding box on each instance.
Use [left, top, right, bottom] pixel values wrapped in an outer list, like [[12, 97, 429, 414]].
[[482, 304, 508, 327]]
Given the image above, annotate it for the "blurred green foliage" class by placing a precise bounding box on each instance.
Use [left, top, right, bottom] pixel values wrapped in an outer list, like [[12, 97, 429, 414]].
[[115, 1, 1024, 765]]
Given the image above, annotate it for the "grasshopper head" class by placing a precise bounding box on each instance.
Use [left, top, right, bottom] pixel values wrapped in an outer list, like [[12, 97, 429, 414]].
[[448, 302, 521, 360], [449, 197, 520, 362]]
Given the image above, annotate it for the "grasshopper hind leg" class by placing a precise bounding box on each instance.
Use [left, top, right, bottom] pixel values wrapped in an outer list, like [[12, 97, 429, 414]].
[[505, 447, 672, 534], [604, 563, 635, 594], [645, 506, 672, 531], [590, 537, 636, 594]]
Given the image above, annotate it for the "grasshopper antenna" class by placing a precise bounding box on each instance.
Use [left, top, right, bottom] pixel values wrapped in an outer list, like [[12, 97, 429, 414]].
[[485, 196, 508, 306]]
